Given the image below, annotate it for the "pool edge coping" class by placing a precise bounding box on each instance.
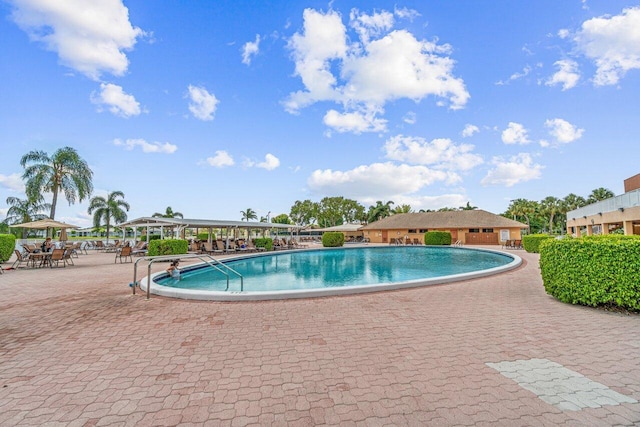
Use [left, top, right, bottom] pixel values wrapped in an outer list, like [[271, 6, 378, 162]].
[[139, 246, 523, 301]]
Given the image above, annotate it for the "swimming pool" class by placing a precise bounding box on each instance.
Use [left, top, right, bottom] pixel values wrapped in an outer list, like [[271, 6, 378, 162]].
[[143, 246, 521, 301]]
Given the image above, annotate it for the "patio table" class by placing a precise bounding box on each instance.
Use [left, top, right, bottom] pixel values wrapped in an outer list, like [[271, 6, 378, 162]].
[[29, 252, 52, 268]]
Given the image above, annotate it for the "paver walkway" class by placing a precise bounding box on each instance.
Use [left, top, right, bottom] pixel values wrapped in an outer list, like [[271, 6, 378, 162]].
[[0, 248, 638, 426]]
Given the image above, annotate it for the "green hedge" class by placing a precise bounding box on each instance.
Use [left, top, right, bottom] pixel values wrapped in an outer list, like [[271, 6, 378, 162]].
[[148, 239, 189, 256], [254, 237, 273, 251], [539, 236, 640, 312], [423, 231, 451, 245], [0, 234, 16, 263], [522, 234, 555, 253], [322, 232, 345, 247], [197, 232, 215, 241]]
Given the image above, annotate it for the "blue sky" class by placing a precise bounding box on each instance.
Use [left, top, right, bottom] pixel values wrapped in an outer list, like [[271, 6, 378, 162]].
[[1, 0, 640, 227]]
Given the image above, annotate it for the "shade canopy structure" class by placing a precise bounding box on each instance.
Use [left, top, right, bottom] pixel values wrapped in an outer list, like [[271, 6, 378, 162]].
[[9, 218, 80, 229], [118, 217, 304, 242]]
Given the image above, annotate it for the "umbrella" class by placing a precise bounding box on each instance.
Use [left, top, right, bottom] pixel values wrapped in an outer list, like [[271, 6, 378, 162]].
[[10, 218, 80, 239], [9, 218, 80, 229], [59, 228, 68, 242]]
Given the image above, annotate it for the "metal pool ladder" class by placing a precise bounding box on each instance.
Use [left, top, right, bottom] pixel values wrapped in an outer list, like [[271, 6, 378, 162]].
[[132, 253, 243, 300]]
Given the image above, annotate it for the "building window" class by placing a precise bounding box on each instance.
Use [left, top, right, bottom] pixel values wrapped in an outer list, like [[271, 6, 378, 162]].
[[482, 228, 494, 233], [469, 228, 480, 233], [419, 229, 428, 233], [408, 229, 416, 233]]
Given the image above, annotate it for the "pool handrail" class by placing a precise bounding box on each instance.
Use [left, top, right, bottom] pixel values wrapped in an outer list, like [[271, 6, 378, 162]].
[[132, 253, 244, 299]]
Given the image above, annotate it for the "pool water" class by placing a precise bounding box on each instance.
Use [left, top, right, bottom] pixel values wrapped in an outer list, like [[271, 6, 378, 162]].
[[155, 246, 514, 292]]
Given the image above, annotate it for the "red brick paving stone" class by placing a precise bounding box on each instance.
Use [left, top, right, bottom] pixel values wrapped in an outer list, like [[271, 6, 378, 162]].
[[1, 250, 640, 425]]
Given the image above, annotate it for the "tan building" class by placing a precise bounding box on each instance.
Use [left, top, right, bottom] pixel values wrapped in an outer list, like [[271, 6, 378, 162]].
[[360, 210, 526, 245], [566, 174, 640, 236]]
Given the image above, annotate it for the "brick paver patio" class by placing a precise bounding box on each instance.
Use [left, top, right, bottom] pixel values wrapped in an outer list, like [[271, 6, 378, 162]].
[[0, 247, 638, 426]]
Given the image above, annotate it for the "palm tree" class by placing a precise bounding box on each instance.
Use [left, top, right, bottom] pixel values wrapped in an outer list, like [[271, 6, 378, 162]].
[[20, 147, 93, 222], [459, 201, 478, 210], [587, 187, 615, 204], [540, 196, 562, 233], [367, 201, 394, 223], [88, 191, 130, 244], [240, 208, 257, 222], [508, 198, 537, 231], [2, 196, 51, 239], [152, 206, 184, 218], [392, 204, 413, 214]]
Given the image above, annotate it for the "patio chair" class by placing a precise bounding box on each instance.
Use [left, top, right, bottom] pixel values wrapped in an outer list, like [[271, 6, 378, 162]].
[[63, 248, 74, 266], [49, 249, 66, 268], [115, 246, 133, 263], [413, 238, 421, 245], [95, 241, 106, 251], [132, 242, 148, 257], [11, 250, 33, 269]]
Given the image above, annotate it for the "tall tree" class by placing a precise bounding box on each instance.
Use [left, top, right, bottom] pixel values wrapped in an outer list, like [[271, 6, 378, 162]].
[[367, 201, 394, 223], [152, 206, 184, 218], [540, 196, 562, 233], [459, 201, 478, 210], [88, 191, 130, 244], [2, 196, 51, 239], [507, 198, 537, 231], [240, 208, 257, 221], [290, 199, 319, 226], [271, 214, 291, 224], [20, 146, 93, 221], [392, 204, 413, 214], [587, 187, 615, 204]]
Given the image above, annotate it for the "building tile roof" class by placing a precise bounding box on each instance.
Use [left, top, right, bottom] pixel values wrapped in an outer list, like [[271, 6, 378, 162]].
[[360, 210, 526, 230]]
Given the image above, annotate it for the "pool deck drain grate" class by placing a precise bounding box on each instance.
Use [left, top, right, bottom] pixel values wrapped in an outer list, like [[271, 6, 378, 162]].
[[486, 358, 638, 411]]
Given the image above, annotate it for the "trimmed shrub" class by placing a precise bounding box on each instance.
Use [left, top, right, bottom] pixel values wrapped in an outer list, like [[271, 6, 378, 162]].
[[254, 237, 273, 251], [148, 239, 189, 256], [423, 231, 451, 245], [139, 234, 162, 241], [522, 234, 555, 253], [197, 232, 215, 241], [540, 236, 640, 312], [0, 234, 16, 262], [322, 232, 345, 247]]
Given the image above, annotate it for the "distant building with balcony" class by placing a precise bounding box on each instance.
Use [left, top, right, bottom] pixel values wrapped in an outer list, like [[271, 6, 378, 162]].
[[566, 173, 640, 236]]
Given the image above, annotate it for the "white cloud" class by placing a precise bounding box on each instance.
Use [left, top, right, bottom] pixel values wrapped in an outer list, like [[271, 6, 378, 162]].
[[0, 208, 8, 219], [113, 138, 177, 154], [461, 124, 479, 138], [546, 59, 580, 90], [349, 8, 394, 45], [243, 153, 281, 171], [10, 0, 145, 80], [574, 7, 640, 86], [308, 162, 458, 199], [206, 151, 234, 168], [241, 34, 260, 65], [496, 65, 531, 85], [91, 83, 142, 117], [394, 7, 420, 21], [558, 29, 570, 39], [187, 85, 219, 121], [544, 118, 584, 143], [0, 173, 25, 192], [284, 8, 469, 133], [383, 135, 483, 172], [501, 122, 530, 145], [481, 153, 543, 187], [257, 153, 280, 170], [323, 109, 387, 133], [402, 111, 416, 124]]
